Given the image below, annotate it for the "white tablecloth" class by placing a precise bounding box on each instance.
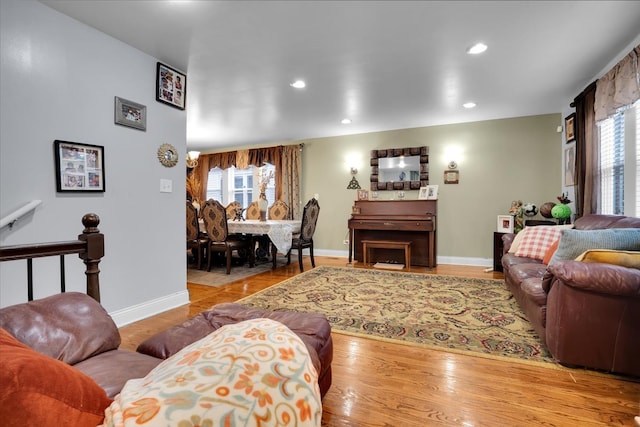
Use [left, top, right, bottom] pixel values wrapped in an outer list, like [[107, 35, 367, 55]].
[[201, 219, 301, 254]]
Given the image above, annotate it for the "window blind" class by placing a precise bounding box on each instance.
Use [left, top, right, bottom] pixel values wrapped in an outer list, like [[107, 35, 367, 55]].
[[599, 114, 625, 214]]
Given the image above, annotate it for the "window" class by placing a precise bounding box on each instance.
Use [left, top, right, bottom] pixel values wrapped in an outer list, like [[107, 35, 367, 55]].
[[598, 101, 639, 216], [206, 164, 276, 208]]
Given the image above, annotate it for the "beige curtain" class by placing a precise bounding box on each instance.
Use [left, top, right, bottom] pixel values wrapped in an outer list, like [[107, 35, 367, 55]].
[[594, 45, 640, 123], [193, 145, 301, 217], [280, 145, 302, 220], [575, 44, 639, 216]]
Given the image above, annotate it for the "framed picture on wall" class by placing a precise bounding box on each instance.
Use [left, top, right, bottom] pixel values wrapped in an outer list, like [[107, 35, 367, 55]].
[[565, 113, 576, 143], [156, 62, 186, 110], [565, 145, 576, 186], [54, 140, 105, 192], [114, 96, 146, 131]]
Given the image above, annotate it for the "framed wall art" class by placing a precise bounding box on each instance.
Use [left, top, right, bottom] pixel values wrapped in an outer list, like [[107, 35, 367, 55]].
[[497, 215, 514, 233], [564, 145, 576, 186], [54, 140, 105, 192], [156, 62, 186, 110], [565, 113, 576, 143], [114, 96, 146, 131]]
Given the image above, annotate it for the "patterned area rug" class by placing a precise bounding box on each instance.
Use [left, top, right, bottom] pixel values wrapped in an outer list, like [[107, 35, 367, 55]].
[[237, 266, 555, 365]]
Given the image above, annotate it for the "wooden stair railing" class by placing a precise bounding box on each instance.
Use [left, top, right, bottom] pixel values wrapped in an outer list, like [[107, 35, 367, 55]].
[[0, 213, 104, 302]]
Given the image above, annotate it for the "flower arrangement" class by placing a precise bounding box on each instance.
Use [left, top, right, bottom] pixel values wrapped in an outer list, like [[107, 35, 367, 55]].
[[258, 169, 274, 196], [186, 172, 202, 202]]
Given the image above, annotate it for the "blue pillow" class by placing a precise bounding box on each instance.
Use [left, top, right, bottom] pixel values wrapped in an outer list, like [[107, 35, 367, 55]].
[[549, 228, 640, 265]]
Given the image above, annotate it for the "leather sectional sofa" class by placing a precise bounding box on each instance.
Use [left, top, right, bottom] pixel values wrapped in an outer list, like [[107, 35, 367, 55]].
[[501, 214, 640, 376], [0, 292, 332, 426]]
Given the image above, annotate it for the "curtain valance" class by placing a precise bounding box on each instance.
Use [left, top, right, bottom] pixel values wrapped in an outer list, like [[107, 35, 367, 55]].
[[594, 45, 640, 123]]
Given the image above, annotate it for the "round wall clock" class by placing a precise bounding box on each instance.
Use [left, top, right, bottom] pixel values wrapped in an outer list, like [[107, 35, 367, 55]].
[[157, 143, 178, 167]]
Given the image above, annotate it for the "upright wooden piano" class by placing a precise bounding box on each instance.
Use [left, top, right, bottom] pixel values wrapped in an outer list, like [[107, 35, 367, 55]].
[[348, 200, 437, 267]]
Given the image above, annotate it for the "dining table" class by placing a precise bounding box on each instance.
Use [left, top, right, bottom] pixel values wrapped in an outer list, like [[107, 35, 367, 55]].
[[200, 219, 301, 269]]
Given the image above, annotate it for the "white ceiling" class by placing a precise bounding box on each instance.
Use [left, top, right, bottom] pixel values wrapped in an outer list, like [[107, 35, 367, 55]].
[[40, 1, 640, 151]]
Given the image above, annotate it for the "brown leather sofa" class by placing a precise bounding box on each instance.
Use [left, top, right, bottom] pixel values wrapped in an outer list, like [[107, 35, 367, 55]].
[[0, 292, 162, 399], [137, 302, 334, 398], [0, 293, 333, 399], [501, 214, 640, 376]]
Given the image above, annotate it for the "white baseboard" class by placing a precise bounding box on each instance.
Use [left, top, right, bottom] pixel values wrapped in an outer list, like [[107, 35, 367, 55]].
[[314, 249, 492, 267], [110, 253, 492, 328], [109, 290, 189, 328]]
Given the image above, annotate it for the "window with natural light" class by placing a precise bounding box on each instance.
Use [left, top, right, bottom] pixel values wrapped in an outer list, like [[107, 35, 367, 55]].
[[206, 164, 276, 208], [598, 101, 638, 216]]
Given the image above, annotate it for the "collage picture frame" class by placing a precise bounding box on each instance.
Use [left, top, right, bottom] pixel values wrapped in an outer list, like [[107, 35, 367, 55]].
[[54, 140, 105, 192]]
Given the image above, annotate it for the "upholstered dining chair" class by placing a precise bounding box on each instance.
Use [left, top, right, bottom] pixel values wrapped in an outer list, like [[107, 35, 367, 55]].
[[287, 198, 320, 272], [245, 200, 261, 220], [201, 199, 254, 274], [225, 201, 241, 219], [268, 200, 289, 220], [186, 201, 208, 270]]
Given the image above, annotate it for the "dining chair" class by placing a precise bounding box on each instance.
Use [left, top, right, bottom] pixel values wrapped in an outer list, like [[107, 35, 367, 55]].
[[245, 200, 261, 220], [287, 198, 320, 272], [268, 200, 289, 220], [225, 201, 241, 219], [186, 201, 208, 270], [201, 199, 254, 274]]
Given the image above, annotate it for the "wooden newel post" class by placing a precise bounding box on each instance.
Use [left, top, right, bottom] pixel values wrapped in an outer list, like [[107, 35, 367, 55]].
[[78, 213, 104, 302]]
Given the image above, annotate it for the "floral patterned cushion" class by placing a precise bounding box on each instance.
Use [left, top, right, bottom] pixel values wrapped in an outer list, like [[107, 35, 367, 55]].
[[101, 318, 321, 427]]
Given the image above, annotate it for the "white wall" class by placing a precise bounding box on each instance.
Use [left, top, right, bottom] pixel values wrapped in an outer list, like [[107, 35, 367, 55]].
[[0, 0, 188, 317]]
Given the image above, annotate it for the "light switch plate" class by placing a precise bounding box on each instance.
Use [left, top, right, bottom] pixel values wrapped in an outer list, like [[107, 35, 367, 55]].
[[160, 178, 173, 193]]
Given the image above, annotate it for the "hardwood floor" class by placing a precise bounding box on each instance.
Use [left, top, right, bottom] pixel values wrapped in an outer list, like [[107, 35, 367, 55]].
[[119, 256, 640, 426]]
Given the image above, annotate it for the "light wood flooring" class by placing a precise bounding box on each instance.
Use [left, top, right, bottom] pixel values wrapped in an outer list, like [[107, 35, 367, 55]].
[[119, 256, 640, 426]]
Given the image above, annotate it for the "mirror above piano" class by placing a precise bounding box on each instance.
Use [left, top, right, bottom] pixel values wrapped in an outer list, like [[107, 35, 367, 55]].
[[370, 146, 429, 190]]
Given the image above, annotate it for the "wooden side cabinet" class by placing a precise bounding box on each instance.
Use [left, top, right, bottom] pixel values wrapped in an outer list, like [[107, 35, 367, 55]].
[[493, 232, 506, 272]]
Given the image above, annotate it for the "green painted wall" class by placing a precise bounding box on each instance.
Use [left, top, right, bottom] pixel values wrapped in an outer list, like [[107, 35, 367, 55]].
[[298, 113, 563, 262]]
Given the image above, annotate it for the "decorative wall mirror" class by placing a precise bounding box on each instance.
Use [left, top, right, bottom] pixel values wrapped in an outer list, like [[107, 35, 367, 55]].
[[370, 146, 429, 190]]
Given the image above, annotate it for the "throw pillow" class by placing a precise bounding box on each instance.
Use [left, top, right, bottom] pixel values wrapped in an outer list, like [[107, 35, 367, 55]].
[[549, 228, 640, 265], [0, 328, 111, 427], [575, 249, 640, 269], [514, 226, 564, 260], [542, 239, 560, 265], [508, 224, 573, 254], [100, 318, 322, 427], [507, 230, 526, 254]]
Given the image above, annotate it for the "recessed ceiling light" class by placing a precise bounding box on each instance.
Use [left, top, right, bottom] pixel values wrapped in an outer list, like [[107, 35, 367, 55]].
[[463, 102, 476, 109], [341, 118, 352, 124], [290, 80, 306, 89], [466, 43, 488, 55]]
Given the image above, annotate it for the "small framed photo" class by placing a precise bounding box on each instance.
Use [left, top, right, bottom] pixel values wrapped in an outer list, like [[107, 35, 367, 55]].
[[54, 140, 105, 192], [114, 96, 146, 131], [156, 62, 186, 110], [418, 186, 429, 200], [497, 215, 514, 233], [565, 113, 576, 143], [357, 189, 369, 201], [426, 184, 439, 200]]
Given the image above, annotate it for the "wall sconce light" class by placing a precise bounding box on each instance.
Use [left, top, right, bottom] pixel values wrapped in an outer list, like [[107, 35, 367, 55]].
[[186, 151, 200, 169], [346, 167, 362, 189]]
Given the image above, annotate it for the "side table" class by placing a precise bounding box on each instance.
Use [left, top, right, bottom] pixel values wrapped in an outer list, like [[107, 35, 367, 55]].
[[493, 232, 506, 272]]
